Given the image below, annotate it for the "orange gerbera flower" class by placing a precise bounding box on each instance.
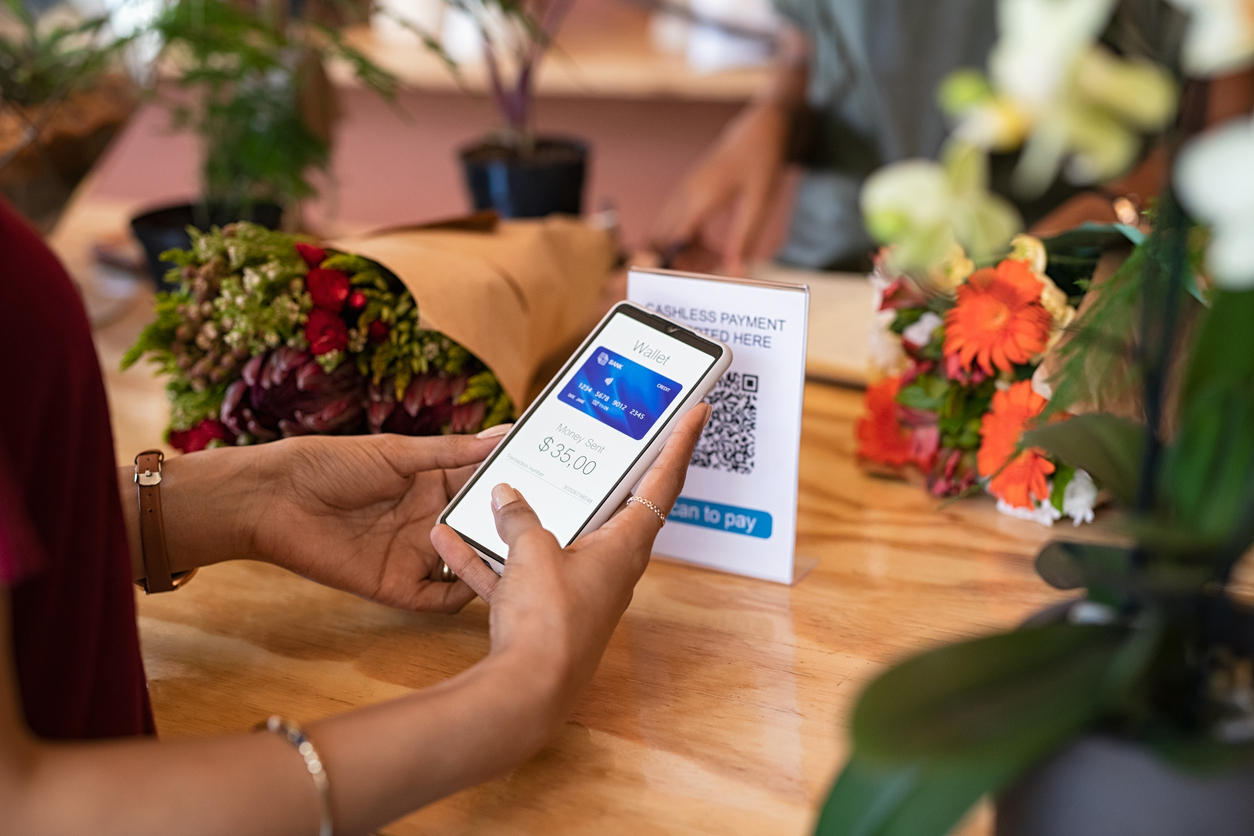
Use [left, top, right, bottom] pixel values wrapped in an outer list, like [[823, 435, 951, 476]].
[[857, 376, 913, 467], [978, 380, 1055, 509], [944, 259, 1052, 375]]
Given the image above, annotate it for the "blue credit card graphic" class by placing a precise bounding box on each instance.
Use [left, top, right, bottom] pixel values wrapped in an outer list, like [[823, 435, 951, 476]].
[[558, 346, 683, 439]]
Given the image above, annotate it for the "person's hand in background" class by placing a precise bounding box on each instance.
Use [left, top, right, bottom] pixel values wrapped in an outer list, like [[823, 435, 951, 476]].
[[649, 27, 809, 276]]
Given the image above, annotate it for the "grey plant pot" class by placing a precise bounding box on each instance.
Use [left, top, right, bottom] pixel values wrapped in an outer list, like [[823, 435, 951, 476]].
[[996, 734, 1254, 836]]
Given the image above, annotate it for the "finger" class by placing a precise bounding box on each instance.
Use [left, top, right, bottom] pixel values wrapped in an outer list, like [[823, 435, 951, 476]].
[[443, 462, 481, 496], [431, 524, 500, 601], [489, 485, 552, 552], [383, 425, 512, 474], [650, 172, 727, 254], [724, 175, 773, 276], [413, 579, 479, 614], [614, 403, 711, 543]]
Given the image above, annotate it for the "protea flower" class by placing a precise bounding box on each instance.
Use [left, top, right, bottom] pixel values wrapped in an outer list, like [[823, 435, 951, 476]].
[[367, 372, 488, 435], [222, 347, 367, 441]]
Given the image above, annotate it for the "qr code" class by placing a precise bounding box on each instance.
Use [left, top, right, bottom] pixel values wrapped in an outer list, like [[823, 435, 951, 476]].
[[691, 372, 757, 475]]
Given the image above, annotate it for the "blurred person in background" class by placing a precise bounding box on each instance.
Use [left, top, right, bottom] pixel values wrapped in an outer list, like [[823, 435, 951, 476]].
[[650, 0, 1191, 275]]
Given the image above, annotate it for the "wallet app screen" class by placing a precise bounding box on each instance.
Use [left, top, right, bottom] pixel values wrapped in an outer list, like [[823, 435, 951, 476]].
[[445, 309, 718, 558]]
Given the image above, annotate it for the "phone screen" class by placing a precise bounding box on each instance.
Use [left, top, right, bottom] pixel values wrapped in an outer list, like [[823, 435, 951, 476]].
[[444, 305, 722, 560]]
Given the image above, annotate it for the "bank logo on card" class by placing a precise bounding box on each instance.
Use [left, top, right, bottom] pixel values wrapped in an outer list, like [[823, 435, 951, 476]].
[[558, 346, 682, 439]]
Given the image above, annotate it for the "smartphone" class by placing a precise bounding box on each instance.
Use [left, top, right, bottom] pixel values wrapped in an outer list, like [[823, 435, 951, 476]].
[[438, 301, 732, 572]]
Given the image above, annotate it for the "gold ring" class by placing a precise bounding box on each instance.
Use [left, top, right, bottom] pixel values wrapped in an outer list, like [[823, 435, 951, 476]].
[[627, 495, 667, 525], [439, 560, 457, 582]]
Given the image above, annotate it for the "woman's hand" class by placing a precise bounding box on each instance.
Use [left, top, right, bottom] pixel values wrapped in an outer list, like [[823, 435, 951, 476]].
[[138, 427, 511, 612], [249, 429, 511, 612], [431, 404, 711, 702]]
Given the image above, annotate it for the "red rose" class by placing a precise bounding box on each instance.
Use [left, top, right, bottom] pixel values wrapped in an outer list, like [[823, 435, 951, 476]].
[[306, 308, 350, 355], [295, 242, 327, 269], [368, 319, 390, 344], [307, 268, 351, 311], [347, 289, 367, 310], [169, 418, 235, 453]]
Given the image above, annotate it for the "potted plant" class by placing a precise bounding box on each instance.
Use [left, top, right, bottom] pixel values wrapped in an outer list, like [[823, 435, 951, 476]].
[[442, 0, 585, 218], [131, 0, 398, 288], [0, 0, 136, 232], [819, 1, 1254, 833]]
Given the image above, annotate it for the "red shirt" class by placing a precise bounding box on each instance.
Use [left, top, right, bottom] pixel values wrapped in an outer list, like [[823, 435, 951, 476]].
[[0, 198, 152, 739]]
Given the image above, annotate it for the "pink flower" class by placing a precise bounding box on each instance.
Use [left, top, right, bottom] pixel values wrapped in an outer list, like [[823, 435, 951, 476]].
[[307, 268, 351, 312], [295, 242, 327, 269], [305, 308, 349, 355], [347, 290, 367, 310]]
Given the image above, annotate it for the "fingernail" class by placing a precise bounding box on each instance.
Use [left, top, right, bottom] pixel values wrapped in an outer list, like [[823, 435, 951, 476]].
[[491, 483, 520, 511], [476, 423, 512, 439], [700, 402, 713, 425]]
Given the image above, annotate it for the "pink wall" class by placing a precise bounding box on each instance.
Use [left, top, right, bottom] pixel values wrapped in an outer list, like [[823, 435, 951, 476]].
[[91, 85, 796, 258]]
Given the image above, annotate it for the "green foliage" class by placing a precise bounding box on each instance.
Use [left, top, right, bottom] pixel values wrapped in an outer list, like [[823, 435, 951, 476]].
[[818, 623, 1160, 836], [1157, 290, 1254, 563], [1022, 412, 1144, 507], [1041, 222, 1144, 299], [1040, 244, 1146, 419], [153, 0, 398, 206], [0, 0, 123, 108]]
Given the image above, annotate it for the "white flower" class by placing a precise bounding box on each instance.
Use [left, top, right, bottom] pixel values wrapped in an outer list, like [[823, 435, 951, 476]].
[[1176, 115, 1254, 289], [1031, 364, 1054, 400], [243, 268, 263, 291], [991, 0, 1117, 111], [1063, 469, 1097, 526], [861, 142, 1021, 273], [868, 314, 909, 379], [996, 495, 1062, 526], [902, 311, 944, 348], [943, 0, 1176, 196], [1008, 233, 1048, 274], [1164, 0, 1254, 76]]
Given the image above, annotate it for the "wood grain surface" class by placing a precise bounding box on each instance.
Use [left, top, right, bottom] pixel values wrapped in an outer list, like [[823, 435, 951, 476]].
[[88, 292, 1121, 836], [62, 192, 1147, 835]]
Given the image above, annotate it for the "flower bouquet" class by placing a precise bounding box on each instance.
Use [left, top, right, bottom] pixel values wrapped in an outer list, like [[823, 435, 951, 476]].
[[123, 222, 513, 452], [857, 233, 1108, 526]]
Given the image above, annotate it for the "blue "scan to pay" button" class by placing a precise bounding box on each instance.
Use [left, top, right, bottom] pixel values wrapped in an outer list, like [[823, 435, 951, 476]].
[[667, 497, 772, 539]]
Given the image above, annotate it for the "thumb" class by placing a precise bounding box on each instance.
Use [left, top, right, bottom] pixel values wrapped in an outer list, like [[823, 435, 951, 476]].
[[490, 484, 549, 553]]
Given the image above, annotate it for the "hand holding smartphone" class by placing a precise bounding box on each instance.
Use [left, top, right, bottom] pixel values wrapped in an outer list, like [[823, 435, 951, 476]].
[[438, 302, 732, 571]]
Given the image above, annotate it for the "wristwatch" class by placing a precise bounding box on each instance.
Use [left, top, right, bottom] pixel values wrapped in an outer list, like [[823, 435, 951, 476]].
[[134, 450, 196, 593]]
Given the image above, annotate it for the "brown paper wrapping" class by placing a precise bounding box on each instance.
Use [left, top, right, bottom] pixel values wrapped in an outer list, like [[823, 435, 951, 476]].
[[334, 215, 616, 410]]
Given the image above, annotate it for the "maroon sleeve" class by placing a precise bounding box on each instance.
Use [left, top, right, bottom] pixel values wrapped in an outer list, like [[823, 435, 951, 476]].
[[0, 197, 153, 739], [0, 450, 44, 587]]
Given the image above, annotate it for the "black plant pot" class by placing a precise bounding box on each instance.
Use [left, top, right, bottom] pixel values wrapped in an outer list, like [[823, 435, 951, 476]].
[[131, 201, 283, 292], [997, 734, 1254, 836], [460, 137, 587, 219]]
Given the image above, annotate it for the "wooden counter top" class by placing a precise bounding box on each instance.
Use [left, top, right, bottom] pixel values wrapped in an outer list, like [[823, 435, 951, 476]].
[[89, 300, 1106, 836], [59, 186, 1134, 835]]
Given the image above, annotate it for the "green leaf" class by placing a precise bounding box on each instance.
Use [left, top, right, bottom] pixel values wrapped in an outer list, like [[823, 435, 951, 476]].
[[897, 376, 950, 412], [818, 622, 1160, 836], [854, 624, 1135, 763], [1049, 464, 1075, 513], [1022, 413, 1144, 507], [1179, 290, 1254, 408], [1035, 541, 1133, 591], [815, 753, 1000, 836]]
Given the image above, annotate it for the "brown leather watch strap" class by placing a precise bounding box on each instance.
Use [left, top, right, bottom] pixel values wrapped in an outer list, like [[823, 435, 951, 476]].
[[134, 450, 189, 593]]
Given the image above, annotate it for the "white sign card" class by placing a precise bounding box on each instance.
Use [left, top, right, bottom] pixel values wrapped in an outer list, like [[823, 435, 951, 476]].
[[626, 268, 808, 584]]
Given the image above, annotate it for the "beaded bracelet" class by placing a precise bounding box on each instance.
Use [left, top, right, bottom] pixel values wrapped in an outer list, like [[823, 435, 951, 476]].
[[258, 715, 333, 836]]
